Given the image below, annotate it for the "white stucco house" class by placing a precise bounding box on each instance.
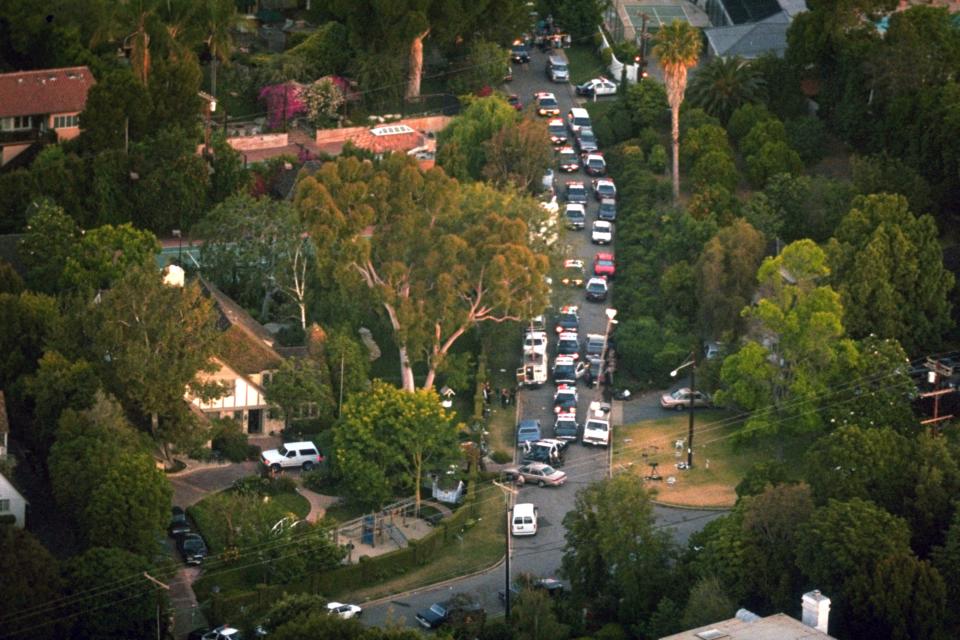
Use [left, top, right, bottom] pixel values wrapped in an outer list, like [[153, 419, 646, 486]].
[[0, 472, 27, 528]]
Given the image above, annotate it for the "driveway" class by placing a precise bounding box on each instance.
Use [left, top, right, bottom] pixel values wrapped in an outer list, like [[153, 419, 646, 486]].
[[169, 461, 261, 508], [360, 46, 725, 630]]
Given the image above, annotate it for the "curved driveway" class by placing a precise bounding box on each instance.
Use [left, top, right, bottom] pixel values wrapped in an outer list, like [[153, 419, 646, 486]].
[[360, 47, 725, 630]]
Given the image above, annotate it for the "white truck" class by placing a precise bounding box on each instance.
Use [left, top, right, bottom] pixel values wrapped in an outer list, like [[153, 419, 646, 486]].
[[518, 349, 548, 388], [582, 401, 611, 447]]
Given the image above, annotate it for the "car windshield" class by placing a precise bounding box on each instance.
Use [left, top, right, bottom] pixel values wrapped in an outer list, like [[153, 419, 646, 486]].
[[568, 186, 585, 195], [559, 338, 577, 349], [597, 259, 614, 267], [430, 604, 447, 616], [566, 208, 584, 217], [588, 158, 604, 167], [555, 363, 575, 377], [564, 264, 582, 273], [574, 117, 591, 128], [588, 282, 606, 292], [600, 202, 615, 213], [559, 150, 577, 162], [277, 445, 290, 456], [540, 466, 557, 475], [549, 124, 566, 135], [586, 420, 608, 432], [598, 184, 615, 193], [560, 312, 577, 323], [540, 97, 557, 107]]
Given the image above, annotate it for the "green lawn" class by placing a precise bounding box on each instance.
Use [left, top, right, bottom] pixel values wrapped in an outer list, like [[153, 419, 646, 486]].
[[482, 322, 523, 456], [339, 483, 505, 603], [565, 44, 608, 85], [613, 409, 771, 508], [322, 501, 370, 525]]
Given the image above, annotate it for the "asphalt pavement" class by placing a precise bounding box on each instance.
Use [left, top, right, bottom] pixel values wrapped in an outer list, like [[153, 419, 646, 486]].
[[359, 48, 725, 631]]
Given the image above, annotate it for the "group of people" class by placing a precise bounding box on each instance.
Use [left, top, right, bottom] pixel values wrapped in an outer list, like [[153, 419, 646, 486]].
[[482, 381, 516, 408]]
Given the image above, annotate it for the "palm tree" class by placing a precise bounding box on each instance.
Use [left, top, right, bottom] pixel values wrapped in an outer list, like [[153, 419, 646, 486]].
[[653, 20, 703, 201], [202, 0, 242, 98], [687, 56, 765, 124]]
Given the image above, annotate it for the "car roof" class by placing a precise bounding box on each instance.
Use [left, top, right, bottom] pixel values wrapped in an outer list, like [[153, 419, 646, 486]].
[[522, 462, 552, 470], [596, 252, 614, 260], [548, 118, 564, 126], [519, 418, 541, 427], [594, 220, 611, 228], [280, 441, 316, 448], [600, 197, 616, 205], [595, 177, 615, 184], [558, 146, 575, 152], [537, 92, 557, 100], [585, 153, 604, 160], [560, 304, 578, 313], [569, 107, 589, 117], [567, 180, 585, 187], [555, 355, 576, 364], [587, 277, 608, 285], [558, 331, 578, 339]]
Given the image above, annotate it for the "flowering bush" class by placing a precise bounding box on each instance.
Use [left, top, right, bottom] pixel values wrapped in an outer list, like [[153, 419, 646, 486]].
[[301, 78, 345, 127], [258, 82, 306, 130]]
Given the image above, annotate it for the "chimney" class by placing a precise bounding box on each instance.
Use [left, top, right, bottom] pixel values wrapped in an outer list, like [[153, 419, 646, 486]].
[[801, 590, 830, 634]]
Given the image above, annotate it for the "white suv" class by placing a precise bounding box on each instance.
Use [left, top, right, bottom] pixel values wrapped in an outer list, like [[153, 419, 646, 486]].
[[261, 441, 323, 471]]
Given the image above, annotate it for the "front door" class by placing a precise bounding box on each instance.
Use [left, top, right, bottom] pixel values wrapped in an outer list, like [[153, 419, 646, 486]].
[[248, 408, 263, 434]]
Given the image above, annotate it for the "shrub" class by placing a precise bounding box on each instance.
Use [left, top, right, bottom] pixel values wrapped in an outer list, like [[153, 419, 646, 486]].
[[648, 145, 668, 173], [681, 124, 732, 170], [600, 47, 613, 67], [785, 116, 827, 165], [490, 450, 513, 464], [680, 107, 721, 135], [692, 150, 739, 193], [740, 118, 787, 157], [302, 467, 337, 493], [212, 421, 249, 463], [636, 127, 661, 153], [727, 103, 775, 143], [746, 141, 804, 188]]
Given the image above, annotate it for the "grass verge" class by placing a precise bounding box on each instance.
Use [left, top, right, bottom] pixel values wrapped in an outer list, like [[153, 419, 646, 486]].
[[566, 44, 607, 85], [482, 322, 523, 456], [613, 409, 766, 508], [339, 483, 505, 603]]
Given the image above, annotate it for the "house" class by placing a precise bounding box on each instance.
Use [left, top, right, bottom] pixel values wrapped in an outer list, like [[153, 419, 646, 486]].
[[185, 277, 301, 435], [0, 66, 95, 166], [660, 590, 835, 640], [702, 0, 807, 58], [0, 471, 27, 528]]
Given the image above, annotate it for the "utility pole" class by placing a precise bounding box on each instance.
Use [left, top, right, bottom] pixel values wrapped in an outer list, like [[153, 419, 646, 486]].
[[670, 351, 698, 468], [142, 572, 170, 640], [638, 13, 650, 81], [493, 480, 517, 619], [920, 357, 957, 433]]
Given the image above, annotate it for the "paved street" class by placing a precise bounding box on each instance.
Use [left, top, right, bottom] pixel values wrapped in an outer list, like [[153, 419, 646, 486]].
[[360, 47, 724, 631]]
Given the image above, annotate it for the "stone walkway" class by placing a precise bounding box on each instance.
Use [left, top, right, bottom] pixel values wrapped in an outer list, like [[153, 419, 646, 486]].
[[299, 487, 340, 522]]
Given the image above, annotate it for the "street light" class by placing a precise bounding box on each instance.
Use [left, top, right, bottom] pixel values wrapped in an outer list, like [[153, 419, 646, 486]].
[[670, 352, 697, 468]]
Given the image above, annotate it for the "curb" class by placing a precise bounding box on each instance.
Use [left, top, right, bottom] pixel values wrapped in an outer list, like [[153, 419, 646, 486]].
[[354, 555, 506, 608]]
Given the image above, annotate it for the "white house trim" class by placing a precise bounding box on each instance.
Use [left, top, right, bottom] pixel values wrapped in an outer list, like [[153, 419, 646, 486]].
[[0, 472, 28, 528]]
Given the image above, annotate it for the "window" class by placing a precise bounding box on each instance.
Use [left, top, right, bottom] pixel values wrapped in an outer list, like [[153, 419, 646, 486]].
[[0, 499, 9, 512], [53, 114, 79, 128], [1, 116, 33, 131]]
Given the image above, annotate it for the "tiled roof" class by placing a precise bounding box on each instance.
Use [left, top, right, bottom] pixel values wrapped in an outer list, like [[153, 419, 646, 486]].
[[0, 66, 95, 118], [351, 129, 425, 154]]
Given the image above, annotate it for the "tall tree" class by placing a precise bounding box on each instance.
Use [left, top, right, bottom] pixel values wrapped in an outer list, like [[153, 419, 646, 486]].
[[561, 475, 676, 627], [201, 0, 240, 98], [438, 96, 521, 182], [23, 351, 100, 460], [296, 155, 549, 391], [717, 240, 857, 445], [827, 193, 954, 353], [482, 118, 554, 192], [332, 381, 460, 510], [652, 19, 702, 201], [0, 527, 62, 640], [192, 194, 313, 328], [18, 200, 80, 294], [511, 589, 570, 640], [0, 291, 58, 390], [687, 56, 765, 124], [695, 218, 765, 339], [61, 224, 160, 294], [264, 357, 336, 431], [87, 265, 220, 453], [79, 69, 154, 153]]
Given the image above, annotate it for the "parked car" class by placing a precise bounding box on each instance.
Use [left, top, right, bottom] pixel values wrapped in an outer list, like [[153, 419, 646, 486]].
[[660, 388, 713, 410], [591, 220, 613, 245], [575, 128, 599, 154], [557, 332, 580, 360], [524, 330, 548, 355], [566, 107, 592, 135], [597, 197, 617, 221], [564, 181, 588, 204], [564, 203, 586, 229], [517, 419, 543, 444], [553, 355, 583, 385], [516, 462, 567, 487], [553, 411, 580, 441], [169, 506, 190, 538], [558, 147, 580, 172], [416, 594, 484, 630], [593, 177, 617, 200], [547, 118, 568, 146], [575, 77, 618, 97], [507, 94, 522, 110], [499, 578, 566, 602], [553, 384, 579, 413], [556, 305, 579, 334], [560, 259, 585, 287], [535, 92, 560, 117], [583, 415, 610, 447], [327, 602, 363, 619], [511, 43, 530, 63], [585, 276, 608, 302], [585, 334, 606, 357], [191, 626, 245, 640], [583, 153, 606, 176], [593, 252, 616, 278], [260, 441, 323, 472], [177, 532, 208, 565]]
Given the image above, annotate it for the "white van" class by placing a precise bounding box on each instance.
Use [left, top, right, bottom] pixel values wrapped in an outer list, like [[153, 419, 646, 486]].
[[512, 503, 538, 536], [567, 107, 592, 135]]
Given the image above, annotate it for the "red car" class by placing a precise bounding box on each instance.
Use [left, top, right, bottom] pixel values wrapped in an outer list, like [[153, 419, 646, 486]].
[[593, 252, 616, 278], [508, 94, 523, 111]]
